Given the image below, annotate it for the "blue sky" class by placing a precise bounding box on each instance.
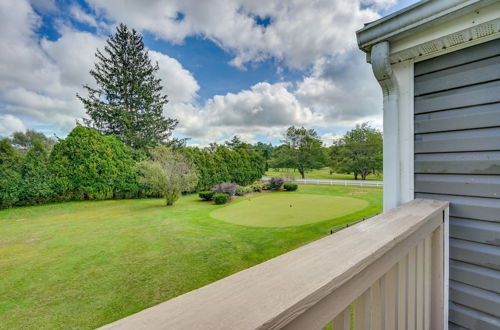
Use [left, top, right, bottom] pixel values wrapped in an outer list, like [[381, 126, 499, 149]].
[[0, 0, 418, 146]]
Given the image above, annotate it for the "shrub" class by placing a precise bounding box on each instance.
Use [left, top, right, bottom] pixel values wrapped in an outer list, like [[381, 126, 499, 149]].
[[262, 182, 272, 190], [235, 185, 247, 196], [50, 126, 138, 201], [138, 145, 198, 206], [244, 186, 253, 194], [251, 183, 263, 192], [212, 182, 237, 196], [213, 193, 230, 204], [268, 177, 285, 190], [0, 168, 21, 208], [179, 145, 266, 190], [0, 139, 22, 208], [199, 191, 215, 201], [284, 183, 298, 191], [19, 141, 54, 204]]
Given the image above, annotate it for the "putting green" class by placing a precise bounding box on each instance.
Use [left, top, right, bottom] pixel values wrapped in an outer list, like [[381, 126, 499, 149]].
[[210, 193, 369, 227]]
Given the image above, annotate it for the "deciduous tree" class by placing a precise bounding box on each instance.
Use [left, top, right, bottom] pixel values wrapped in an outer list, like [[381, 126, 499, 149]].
[[271, 126, 326, 178], [138, 145, 198, 206], [329, 123, 382, 180], [10, 129, 56, 153]]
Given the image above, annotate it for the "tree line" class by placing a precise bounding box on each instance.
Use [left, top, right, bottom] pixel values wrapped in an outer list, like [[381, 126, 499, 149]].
[[0, 128, 266, 208], [0, 23, 381, 208], [262, 123, 382, 180], [0, 23, 266, 208]]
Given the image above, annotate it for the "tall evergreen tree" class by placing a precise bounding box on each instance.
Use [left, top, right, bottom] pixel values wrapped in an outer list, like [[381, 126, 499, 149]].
[[78, 23, 177, 150]]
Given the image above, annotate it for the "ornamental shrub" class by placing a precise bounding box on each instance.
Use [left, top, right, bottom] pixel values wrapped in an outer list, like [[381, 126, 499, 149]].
[[235, 185, 248, 196], [199, 191, 215, 201], [213, 193, 230, 204], [262, 182, 272, 190], [251, 183, 263, 192], [212, 182, 237, 196], [268, 177, 285, 190], [244, 186, 253, 194], [283, 183, 298, 191]]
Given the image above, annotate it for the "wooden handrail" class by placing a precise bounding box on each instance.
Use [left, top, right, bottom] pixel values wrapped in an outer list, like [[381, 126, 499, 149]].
[[100, 198, 448, 330]]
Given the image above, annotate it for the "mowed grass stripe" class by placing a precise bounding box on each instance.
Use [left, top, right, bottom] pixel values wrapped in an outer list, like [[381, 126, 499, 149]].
[[210, 194, 368, 227]]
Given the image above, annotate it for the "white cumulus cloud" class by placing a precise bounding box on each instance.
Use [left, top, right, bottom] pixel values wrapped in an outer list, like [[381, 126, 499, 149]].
[[170, 82, 323, 144], [0, 0, 200, 135], [85, 0, 381, 69], [0, 0, 394, 144], [0, 115, 27, 136]]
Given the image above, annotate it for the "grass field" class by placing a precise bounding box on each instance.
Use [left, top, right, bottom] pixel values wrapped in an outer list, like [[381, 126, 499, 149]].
[[0, 185, 382, 329], [265, 168, 383, 181]]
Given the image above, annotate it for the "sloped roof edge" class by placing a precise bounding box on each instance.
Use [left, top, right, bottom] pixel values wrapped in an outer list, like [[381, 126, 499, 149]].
[[357, 0, 497, 52]]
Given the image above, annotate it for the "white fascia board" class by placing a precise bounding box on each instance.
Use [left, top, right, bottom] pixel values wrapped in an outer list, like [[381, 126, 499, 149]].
[[357, 0, 497, 52]]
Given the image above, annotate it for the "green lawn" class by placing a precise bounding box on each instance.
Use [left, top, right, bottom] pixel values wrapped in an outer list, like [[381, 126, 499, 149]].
[[211, 193, 368, 227], [0, 184, 382, 329], [265, 168, 383, 181]]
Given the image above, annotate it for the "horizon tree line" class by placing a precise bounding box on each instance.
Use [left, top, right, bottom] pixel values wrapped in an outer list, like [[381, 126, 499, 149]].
[[1, 22, 382, 209]]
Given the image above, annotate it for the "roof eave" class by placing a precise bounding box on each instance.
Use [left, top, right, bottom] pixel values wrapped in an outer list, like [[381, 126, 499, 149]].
[[356, 0, 496, 53]]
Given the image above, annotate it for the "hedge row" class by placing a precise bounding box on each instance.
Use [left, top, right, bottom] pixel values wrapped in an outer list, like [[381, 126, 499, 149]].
[[0, 127, 149, 208], [1, 127, 269, 209], [180, 145, 266, 190]]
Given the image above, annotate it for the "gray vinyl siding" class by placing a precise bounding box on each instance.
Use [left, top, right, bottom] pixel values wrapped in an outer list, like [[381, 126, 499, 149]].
[[414, 38, 500, 330]]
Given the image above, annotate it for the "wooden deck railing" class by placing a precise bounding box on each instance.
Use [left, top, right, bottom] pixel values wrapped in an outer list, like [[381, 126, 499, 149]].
[[100, 199, 449, 330]]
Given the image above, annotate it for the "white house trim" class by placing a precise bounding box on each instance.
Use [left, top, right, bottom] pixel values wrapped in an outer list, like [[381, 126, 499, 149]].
[[357, 0, 500, 210], [357, 0, 498, 52], [392, 60, 414, 206], [391, 15, 500, 64], [358, 1, 500, 328], [371, 42, 401, 211]]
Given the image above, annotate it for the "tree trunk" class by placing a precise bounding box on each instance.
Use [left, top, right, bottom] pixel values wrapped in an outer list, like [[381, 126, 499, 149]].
[[354, 172, 358, 180], [299, 169, 305, 179]]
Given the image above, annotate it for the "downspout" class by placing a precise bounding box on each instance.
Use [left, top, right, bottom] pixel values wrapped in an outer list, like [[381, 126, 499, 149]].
[[370, 41, 400, 211]]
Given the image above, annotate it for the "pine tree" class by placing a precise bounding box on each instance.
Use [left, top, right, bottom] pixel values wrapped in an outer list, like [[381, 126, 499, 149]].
[[78, 23, 177, 150]]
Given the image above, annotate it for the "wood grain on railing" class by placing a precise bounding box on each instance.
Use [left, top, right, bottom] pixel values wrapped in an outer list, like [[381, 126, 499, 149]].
[[325, 225, 444, 330], [100, 199, 448, 330]]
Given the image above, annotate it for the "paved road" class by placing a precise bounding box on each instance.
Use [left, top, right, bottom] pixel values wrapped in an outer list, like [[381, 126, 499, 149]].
[[261, 177, 383, 187]]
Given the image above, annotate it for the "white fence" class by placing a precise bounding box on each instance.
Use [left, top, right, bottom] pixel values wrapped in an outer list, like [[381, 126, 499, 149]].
[[261, 177, 383, 187]]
